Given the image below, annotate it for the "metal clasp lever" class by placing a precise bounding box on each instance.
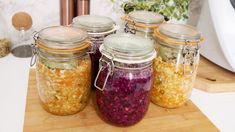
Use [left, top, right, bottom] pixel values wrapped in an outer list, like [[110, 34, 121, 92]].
[[124, 22, 136, 34], [87, 41, 97, 54], [30, 43, 38, 67], [182, 40, 200, 76], [30, 32, 39, 67], [94, 56, 114, 91]]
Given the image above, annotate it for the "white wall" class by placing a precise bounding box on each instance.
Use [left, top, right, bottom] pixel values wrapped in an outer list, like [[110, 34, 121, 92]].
[[0, 0, 202, 36], [90, 0, 125, 27], [0, 0, 60, 34]]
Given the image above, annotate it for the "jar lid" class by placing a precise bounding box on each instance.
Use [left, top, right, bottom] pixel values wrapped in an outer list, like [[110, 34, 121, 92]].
[[72, 15, 115, 33], [38, 26, 89, 52], [100, 33, 156, 64], [129, 10, 164, 25], [154, 23, 204, 45]]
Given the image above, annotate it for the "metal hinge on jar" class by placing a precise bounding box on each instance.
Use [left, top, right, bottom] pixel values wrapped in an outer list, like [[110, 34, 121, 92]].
[[86, 41, 96, 54], [30, 32, 39, 67], [94, 53, 114, 91], [124, 21, 137, 34], [182, 40, 200, 76]]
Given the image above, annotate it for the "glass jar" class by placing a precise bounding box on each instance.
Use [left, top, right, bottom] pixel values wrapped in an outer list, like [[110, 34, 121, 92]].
[[0, 12, 10, 58], [33, 26, 92, 115], [151, 23, 204, 108], [11, 11, 34, 58], [122, 10, 164, 39], [94, 34, 156, 126], [72, 15, 117, 87]]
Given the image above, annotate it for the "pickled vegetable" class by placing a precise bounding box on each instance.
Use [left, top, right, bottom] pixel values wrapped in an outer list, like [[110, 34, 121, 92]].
[[0, 38, 10, 58], [96, 65, 152, 126], [36, 57, 91, 115], [151, 57, 197, 108]]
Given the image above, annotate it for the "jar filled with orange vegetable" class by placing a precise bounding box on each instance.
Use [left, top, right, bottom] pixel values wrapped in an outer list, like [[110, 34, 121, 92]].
[[33, 26, 92, 115], [151, 23, 204, 108]]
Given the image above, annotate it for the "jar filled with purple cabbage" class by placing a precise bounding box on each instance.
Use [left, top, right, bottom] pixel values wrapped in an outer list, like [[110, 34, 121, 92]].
[[72, 15, 117, 88], [94, 34, 156, 126]]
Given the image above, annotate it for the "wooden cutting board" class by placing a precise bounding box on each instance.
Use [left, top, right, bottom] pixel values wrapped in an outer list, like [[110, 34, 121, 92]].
[[195, 57, 235, 93], [24, 69, 218, 132]]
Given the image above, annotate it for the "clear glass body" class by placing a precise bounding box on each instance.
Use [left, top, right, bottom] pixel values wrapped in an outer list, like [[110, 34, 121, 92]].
[[36, 49, 92, 115], [96, 56, 153, 126], [135, 27, 154, 39], [11, 27, 34, 58], [151, 42, 200, 108]]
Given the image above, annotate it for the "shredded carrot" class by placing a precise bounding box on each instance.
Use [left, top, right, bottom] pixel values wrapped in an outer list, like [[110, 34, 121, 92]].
[[36, 58, 91, 115]]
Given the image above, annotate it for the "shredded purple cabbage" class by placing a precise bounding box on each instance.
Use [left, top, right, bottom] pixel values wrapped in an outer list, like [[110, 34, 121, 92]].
[[96, 66, 152, 126]]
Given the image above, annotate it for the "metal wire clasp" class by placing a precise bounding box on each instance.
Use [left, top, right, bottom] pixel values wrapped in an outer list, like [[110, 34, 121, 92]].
[[87, 40, 96, 54], [94, 54, 114, 91], [182, 40, 200, 76], [30, 32, 39, 67], [124, 21, 136, 34]]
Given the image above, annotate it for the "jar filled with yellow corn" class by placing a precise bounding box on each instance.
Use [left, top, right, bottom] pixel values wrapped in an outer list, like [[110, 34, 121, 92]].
[[151, 23, 204, 108]]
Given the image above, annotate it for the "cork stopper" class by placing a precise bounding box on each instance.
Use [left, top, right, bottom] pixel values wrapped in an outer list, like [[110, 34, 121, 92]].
[[12, 11, 33, 31]]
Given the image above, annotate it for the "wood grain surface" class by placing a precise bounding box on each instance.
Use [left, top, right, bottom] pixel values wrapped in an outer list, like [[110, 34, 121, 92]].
[[24, 69, 218, 132], [195, 57, 235, 93]]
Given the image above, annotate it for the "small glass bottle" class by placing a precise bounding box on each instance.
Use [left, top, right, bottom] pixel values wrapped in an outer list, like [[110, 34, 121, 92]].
[[33, 26, 92, 115], [72, 15, 117, 87], [151, 23, 204, 108], [94, 34, 156, 126], [11, 11, 34, 58], [122, 10, 164, 39]]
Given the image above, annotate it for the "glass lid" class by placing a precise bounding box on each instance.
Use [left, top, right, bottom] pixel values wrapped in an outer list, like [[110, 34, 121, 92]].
[[153, 23, 203, 46], [38, 26, 88, 50], [158, 23, 201, 42], [72, 15, 115, 32], [129, 10, 164, 24], [100, 33, 156, 63]]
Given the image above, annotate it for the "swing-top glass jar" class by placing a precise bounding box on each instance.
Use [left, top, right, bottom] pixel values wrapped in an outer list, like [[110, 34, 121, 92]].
[[34, 26, 92, 115], [151, 23, 204, 108], [72, 15, 117, 86], [95, 34, 156, 126], [122, 10, 164, 39]]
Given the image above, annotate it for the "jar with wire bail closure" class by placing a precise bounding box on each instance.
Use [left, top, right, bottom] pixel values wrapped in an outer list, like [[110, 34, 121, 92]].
[[122, 10, 164, 39], [151, 23, 204, 108], [72, 15, 117, 88], [32, 26, 92, 115], [94, 33, 156, 126]]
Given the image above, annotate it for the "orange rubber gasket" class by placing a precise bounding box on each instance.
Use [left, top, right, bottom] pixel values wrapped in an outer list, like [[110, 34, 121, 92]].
[[153, 29, 205, 45], [121, 15, 160, 29], [36, 40, 90, 52]]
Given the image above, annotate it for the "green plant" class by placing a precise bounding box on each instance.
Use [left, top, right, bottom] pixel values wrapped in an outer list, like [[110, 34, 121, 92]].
[[110, 0, 191, 21]]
